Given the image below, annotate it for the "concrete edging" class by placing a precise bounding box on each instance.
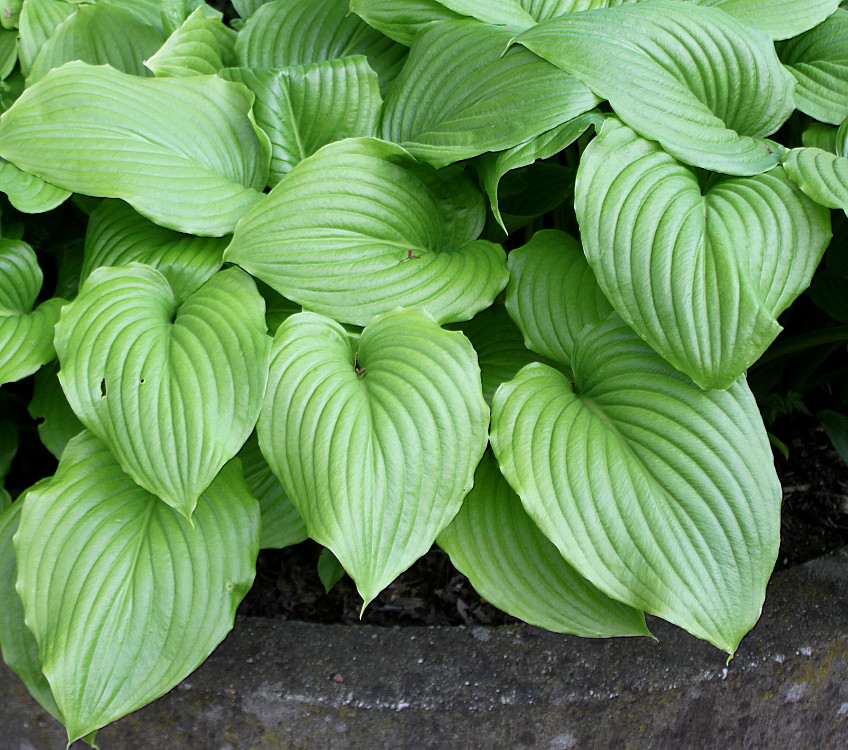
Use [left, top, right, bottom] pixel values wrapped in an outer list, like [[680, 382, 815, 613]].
[[4, 549, 848, 749]]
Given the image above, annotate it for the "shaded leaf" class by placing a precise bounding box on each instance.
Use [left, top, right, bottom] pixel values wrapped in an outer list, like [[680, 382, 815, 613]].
[[27, 362, 83, 460], [317, 547, 346, 592], [145, 6, 236, 77]]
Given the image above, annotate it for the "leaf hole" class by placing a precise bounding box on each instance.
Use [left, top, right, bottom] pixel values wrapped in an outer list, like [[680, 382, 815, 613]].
[[99, 379, 107, 398], [140, 377, 145, 384], [225, 582, 234, 591]]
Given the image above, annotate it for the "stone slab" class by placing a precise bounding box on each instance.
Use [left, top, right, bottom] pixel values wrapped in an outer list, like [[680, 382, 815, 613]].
[[3, 549, 848, 749]]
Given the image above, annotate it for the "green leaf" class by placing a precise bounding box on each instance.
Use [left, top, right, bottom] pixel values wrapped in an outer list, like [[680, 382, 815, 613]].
[[382, 20, 599, 168], [28, 362, 83, 459], [476, 112, 601, 232], [235, 0, 406, 92], [0, 418, 15, 480], [696, 0, 841, 40], [803, 122, 839, 153], [576, 119, 831, 389], [439, 451, 650, 637], [505, 230, 614, 369], [457, 304, 555, 406], [0, 240, 64, 386], [818, 409, 848, 465], [317, 547, 346, 592], [0, 62, 270, 236], [514, 0, 794, 175], [225, 137, 508, 326], [782, 147, 848, 216], [258, 309, 489, 606], [145, 6, 236, 77], [0, 158, 69, 214], [14, 431, 260, 742], [82, 199, 226, 304], [778, 9, 848, 126], [0, 495, 62, 723], [220, 56, 382, 187], [490, 317, 782, 654], [54, 266, 271, 517], [232, 0, 272, 18], [837, 119, 848, 157], [26, 2, 163, 84], [238, 432, 307, 549], [0, 28, 17, 79], [18, 0, 76, 76], [349, 0, 465, 46]]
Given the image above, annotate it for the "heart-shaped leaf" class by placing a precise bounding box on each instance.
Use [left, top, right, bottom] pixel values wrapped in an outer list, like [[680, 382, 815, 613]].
[[235, 0, 406, 92], [145, 6, 236, 78], [439, 451, 650, 637], [783, 147, 848, 216], [225, 137, 508, 326], [0, 62, 270, 236], [576, 119, 831, 389], [14, 431, 259, 743], [505, 229, 614, 369], [82, 199, 227, 304], [221, 56, 382, 187], [54, 265, 271, 517], [382, 20, 600, 168], [490, 317, 782, 654], [238, 432, 307, 549], [0, 240, 64, 386], [514, 0, 795, 175], [778, 9, 848, 126], [258, 309, 489, 605], [26, 2, 163, 84]]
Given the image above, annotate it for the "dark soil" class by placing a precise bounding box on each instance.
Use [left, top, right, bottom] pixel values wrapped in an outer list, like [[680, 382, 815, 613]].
[[238, 416, 848, 626]]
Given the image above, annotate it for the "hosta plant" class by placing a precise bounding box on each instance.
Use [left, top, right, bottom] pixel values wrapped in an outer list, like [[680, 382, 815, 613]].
[[0, 0, 847, 743]]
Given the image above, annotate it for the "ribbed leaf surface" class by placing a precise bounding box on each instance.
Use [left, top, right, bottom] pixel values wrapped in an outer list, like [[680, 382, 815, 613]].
[[350, 0, 464, 46], [0, 240, 64, 386], [0, 62, 270, 236], [576, 119, 831, 389], [382, 20, 599, 168], [18, 0, 76, 75], [696, 0, 841, 40], [145, 6, 236, 77], [515, 0, 794, 175], [0, 158, 69, 214], [221, 56, 382, 186], [779, 9, 848, 126], [235, 0, 406, 90], [82, 199, 226, 304], [439, 451, 649, 637], [238, 432, 307, 549], [27, 2, 163, 84], [54, 266, 271, 517], [14, 432, 260, 742], [225, 138, 508, 326], [505, 230, 613, 369], [258, 309, 489, 605], [490, 318, 782, 654], [783, 147, 848, 215]]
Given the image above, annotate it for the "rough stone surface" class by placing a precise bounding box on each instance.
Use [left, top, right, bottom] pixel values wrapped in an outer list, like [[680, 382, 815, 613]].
[[3, 549, 848, 749]]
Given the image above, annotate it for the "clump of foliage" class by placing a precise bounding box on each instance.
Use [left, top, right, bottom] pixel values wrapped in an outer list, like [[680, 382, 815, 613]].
[[1, 0, 847, 742]]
